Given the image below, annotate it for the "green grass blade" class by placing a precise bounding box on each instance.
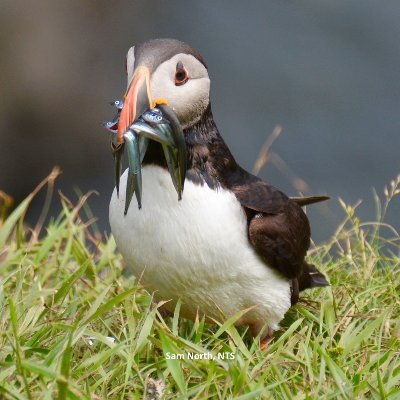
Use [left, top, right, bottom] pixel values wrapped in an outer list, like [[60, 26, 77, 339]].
[[9, 298, 33, 400], [0, 194, 34, 248], [81, 287, 137, 325], [134, 308, 157, 354], [53, 262, 89, 304], [159, 330, 187, 396], [58, 329, 74, 400]]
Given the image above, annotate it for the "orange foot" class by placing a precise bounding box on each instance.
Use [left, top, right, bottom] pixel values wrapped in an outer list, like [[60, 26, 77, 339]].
[[250, 322, 273, 351], [260, 336, 272, 351]]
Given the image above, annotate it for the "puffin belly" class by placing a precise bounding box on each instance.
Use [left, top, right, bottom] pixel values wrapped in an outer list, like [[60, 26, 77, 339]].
[[109, 165, 291, 330]]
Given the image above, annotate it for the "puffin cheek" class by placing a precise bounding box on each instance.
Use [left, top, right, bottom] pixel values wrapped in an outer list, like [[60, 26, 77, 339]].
[[178, 79, 210, 125], [150, 72, 175, 105]]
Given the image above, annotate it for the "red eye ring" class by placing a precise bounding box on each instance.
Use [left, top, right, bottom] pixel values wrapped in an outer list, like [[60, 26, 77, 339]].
[[175, 61, 189, 86]]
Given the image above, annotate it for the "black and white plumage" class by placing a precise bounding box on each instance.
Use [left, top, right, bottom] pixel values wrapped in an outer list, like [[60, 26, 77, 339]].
[[109, 39, 328, 342]]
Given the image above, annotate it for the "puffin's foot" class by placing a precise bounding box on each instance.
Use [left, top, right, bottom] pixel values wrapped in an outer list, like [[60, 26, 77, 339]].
[[158, 307, 172, 319], [260, 335, 273, 351], [250, 322, 274, 351], [152, 300, 173, 320]]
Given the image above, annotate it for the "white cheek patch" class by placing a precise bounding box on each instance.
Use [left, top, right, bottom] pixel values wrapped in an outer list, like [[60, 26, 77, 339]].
[[177, 78, 210, 128], [150, 54, 210, 128], [126, 46, 135, 88]]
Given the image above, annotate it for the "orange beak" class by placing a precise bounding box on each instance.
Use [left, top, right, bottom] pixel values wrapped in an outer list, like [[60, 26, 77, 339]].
[[117, 66, 152, 144]]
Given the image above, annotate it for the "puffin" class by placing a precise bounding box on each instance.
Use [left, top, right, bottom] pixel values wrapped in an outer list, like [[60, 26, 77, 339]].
[[109, 38, 329, 346]]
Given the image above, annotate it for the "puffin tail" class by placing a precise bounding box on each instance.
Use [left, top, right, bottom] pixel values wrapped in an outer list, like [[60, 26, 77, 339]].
[[291, 195, 330, 206], [299, 262, 329, 290], [291, 262, 329, 304]]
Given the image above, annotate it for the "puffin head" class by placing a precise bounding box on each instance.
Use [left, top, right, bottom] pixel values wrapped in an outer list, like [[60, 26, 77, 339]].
[[118, 39, 210, 142]]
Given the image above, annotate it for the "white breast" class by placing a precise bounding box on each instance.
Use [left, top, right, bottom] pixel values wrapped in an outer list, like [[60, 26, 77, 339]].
[[109, 166, 291, 330]]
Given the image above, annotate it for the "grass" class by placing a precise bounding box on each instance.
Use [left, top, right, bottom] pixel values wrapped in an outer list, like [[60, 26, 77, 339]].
[[0, 169, 399, 399]]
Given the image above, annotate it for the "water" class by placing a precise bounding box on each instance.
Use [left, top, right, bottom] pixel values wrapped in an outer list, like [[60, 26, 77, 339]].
[[0, 0, 399, 242]]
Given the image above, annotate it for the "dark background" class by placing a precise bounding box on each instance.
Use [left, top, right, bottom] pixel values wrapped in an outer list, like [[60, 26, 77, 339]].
[[1, 0, 399, 242]]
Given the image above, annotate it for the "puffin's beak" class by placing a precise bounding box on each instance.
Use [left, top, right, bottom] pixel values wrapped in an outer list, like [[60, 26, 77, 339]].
[[108, 65, 187, 213], [111, 66, 152, 203], [118, 65, 152, 144]]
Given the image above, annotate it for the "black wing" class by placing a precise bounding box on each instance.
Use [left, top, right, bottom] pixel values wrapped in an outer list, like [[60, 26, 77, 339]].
[[226, 169, 328, 303], [246, 197, 310, 280]]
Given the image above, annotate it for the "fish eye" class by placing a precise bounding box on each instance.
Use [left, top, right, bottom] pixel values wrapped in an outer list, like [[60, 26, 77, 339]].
[[175, 61, 189, 86]]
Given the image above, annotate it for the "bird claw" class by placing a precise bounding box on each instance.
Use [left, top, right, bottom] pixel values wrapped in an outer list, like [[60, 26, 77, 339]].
[[103, 101, 186, 213]]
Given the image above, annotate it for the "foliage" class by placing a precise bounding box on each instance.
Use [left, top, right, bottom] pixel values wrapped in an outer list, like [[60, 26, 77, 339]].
[[0, 171, 399, 399]]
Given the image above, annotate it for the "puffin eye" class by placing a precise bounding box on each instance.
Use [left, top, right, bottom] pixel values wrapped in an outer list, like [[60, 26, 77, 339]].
[[175, 61, 189, 86]]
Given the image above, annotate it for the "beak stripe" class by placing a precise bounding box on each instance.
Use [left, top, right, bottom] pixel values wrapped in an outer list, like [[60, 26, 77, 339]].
[[117, 66, 152, 143]]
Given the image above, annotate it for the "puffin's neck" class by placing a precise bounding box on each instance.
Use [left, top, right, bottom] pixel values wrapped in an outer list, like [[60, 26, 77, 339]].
[[183, 105, 238, 187], [142, 105, 239, 188]]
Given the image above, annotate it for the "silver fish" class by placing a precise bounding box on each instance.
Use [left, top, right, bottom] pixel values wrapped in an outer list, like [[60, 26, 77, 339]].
[[123, 130, 142, 213], [103, 111, 120, 133], [109, 99, 124, 110], [105, 105, 187, 212]]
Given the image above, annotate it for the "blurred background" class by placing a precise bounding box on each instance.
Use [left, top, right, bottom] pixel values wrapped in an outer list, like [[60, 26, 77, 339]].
[[1, 0, 399, 243]]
